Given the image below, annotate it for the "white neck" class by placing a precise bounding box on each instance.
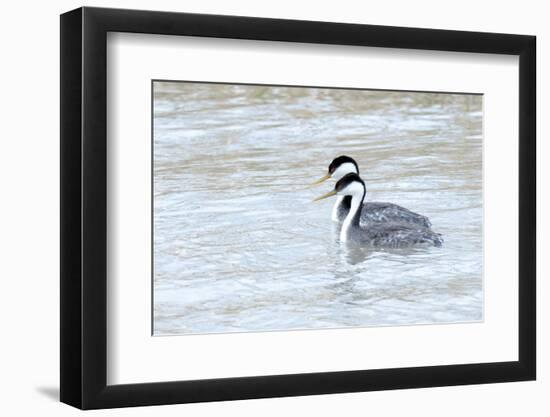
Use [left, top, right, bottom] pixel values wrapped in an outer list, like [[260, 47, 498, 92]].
[[339, 183, 365, 242], [332, 196, 345, 222]]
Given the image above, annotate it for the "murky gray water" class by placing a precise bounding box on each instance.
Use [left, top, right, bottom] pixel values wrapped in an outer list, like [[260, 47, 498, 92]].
[[153, 81, 483, 336]]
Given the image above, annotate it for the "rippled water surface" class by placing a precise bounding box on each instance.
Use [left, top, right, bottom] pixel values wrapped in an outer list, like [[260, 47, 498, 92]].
[[153, 81, 483, 335]]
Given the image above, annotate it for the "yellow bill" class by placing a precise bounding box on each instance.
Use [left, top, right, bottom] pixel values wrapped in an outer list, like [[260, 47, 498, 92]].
[[313, 189, 337, 202], [309, 173, 331, 187]]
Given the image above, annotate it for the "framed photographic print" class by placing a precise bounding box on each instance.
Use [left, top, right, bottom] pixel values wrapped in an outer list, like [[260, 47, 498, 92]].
[[60, 6, 536, 409]]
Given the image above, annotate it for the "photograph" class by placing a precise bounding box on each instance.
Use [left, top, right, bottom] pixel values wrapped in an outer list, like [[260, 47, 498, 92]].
[[152, 81, 483, 336], [52, 3, 538, 411]]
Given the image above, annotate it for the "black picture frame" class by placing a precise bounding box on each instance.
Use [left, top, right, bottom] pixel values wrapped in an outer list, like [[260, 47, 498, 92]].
[[60, 6, 536, 410]]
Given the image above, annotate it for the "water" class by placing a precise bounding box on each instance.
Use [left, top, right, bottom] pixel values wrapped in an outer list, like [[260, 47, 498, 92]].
[[153, 81, 483, 336]]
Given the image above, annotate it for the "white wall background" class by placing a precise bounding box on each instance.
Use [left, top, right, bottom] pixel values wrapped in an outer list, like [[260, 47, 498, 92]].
[[0, 0, 545, 415]]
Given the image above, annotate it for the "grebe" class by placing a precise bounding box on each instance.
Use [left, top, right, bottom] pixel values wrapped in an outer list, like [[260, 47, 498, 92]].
[[314, 173, 443, 247], [311, 155, 432, 228]]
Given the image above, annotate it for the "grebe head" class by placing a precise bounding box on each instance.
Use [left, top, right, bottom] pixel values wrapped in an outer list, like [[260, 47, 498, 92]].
[[329, 156, 359, 181], [310, 155, 359, 185], [313, 173, 365, 202]]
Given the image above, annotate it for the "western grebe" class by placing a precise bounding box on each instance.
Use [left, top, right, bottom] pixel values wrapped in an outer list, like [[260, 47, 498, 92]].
[[311, 155, 432, 228], [314, 173, 443, 247]]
